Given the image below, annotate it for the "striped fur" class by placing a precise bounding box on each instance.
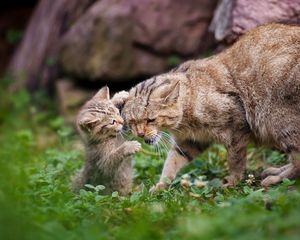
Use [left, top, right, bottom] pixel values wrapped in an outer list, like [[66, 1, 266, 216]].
[[72, 87, 141, 195], [124, 23, 300, 191]]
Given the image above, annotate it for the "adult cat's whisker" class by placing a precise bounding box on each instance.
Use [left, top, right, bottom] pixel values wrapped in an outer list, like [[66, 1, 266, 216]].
[[155, 142, 163, 159], [160, 131, 185, 156], [147, 130, 157, 136], [159, 138, 170, 153], [160, 135, 172, 148], [172, 128, 184, 135], [160, 133, 177, 154], [161, 132, 175, 145], [179, 123, 196, 141]]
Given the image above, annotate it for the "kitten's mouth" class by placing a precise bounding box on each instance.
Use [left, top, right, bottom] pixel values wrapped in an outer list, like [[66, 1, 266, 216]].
[[144, 134, 161, 145], [115, 129, 122, 135]]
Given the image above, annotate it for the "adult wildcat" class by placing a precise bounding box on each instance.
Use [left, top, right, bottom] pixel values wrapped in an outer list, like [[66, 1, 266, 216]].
[[72, 86, 141, 195], [123, 23, 300, 192]]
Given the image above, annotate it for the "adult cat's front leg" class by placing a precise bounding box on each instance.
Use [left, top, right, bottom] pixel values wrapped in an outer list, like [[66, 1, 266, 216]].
[[150, 140, 209, 193], [224, 133, 249, 186]]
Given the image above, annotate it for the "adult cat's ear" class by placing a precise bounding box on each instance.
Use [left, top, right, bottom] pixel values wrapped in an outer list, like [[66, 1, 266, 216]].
[[94, 86, 110, 100], [153, 81, 180, 103]]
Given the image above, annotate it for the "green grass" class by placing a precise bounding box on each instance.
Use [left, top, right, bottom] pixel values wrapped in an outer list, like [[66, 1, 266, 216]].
[[0, 81, 300, 240]]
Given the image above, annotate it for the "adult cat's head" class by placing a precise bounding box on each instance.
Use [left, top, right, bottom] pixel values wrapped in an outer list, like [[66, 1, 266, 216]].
[[123, 73, 185, 145], [77, 86, 124, 142]]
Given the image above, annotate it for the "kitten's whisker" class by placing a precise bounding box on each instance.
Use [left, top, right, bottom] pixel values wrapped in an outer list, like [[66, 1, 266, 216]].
[[121, 131, 130, 138], [122, 127, 131, 133], [119, 132, 126, 140]]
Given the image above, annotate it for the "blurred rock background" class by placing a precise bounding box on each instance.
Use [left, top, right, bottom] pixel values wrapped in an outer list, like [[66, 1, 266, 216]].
[[1, 0, 300, 121]]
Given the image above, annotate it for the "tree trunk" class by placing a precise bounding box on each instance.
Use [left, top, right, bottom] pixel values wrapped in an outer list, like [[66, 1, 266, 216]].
[[8, 0, 95, 92]]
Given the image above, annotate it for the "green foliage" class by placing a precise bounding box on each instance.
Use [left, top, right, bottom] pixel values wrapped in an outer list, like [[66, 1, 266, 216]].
[[0, 82, 299, 240], [167, 55, 182, 68], [5, 29, 23, 44]]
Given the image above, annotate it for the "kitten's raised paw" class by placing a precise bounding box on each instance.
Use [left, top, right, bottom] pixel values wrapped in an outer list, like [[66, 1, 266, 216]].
[[149, 182, 168, 194], [115, 90, 129, 99], [124, 141, 141, 155], [112, 91, 129, 106]]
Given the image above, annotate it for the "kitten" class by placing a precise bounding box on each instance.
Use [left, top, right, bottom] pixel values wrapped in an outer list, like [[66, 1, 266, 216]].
[[123, 23, 300, 191], [72, 86, 141, 195]]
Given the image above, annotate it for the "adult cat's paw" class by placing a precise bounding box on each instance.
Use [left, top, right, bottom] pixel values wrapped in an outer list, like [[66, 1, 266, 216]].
[[261, 164, 291, 179], [261, 175, 282, 187], [149, 182, 168, 193], [123, 141, 141, 155]]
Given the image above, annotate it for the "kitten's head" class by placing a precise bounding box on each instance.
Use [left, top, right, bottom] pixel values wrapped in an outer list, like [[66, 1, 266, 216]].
[[123, 73, 184, 145], [77, 86, 124, 142]]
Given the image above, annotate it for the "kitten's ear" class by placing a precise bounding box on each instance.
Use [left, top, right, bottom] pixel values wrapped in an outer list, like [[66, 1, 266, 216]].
[[77, 116, 98, 132], [94, 86, 110, 100], [152, 81, 180, 103]]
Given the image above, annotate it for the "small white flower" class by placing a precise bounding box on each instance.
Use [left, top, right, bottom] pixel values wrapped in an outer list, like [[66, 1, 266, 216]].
[[182, 174, 190, 180], [194, 179, 207, 188], [180, 179, 191, 188], [246, 174, 255, 185]]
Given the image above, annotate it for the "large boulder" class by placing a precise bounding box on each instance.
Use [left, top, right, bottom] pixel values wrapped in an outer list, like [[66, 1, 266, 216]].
[[60, 0, 217, 81], [210, 0, 300, 43]]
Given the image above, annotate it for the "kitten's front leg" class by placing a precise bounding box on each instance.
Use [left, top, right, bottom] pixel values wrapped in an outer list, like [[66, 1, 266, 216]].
[[121, 140, 142, 156], [97, 141, 141, 170], [150, 140, 209, 193]]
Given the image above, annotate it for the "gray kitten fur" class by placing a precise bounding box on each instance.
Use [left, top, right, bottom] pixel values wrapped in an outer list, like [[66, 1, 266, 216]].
[[72, 87, 141, 195]]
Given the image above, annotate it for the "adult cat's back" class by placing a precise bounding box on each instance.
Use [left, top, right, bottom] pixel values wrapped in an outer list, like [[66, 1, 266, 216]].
[[213, 24, 300, 140], [221, 24, 300, 100]]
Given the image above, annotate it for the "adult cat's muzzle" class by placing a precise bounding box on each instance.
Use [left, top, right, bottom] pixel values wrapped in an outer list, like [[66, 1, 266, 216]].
[[145, 138, 155, 145], [144, 134, 161, 145]]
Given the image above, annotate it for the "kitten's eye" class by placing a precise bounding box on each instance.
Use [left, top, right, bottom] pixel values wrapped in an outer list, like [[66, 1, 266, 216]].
[[147, 118, 156, 123], [111, 119, 116, 125]]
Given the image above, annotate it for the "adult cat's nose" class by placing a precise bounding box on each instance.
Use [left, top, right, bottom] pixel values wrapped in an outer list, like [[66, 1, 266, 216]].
[[137, 132, 144, 138]]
